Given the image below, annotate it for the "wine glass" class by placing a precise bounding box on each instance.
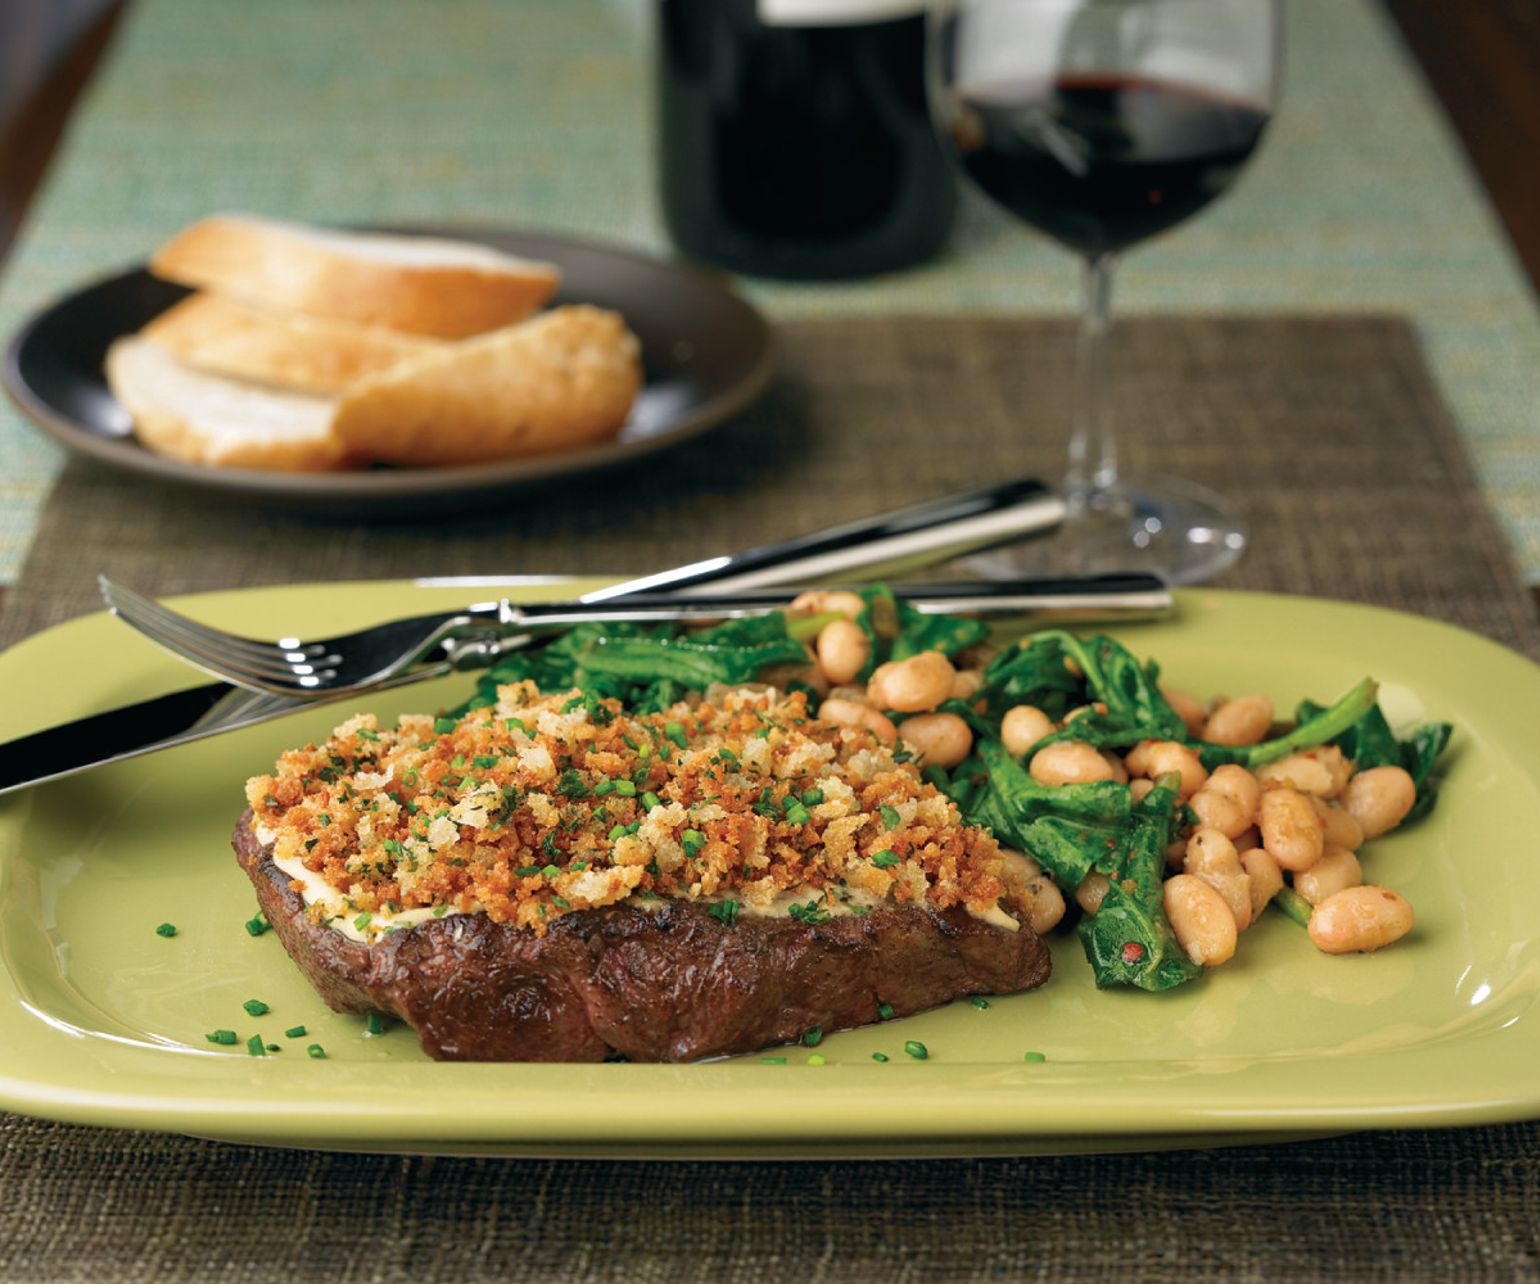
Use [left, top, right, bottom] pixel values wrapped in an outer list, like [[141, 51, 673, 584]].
[[927, 0, 1282, 583]]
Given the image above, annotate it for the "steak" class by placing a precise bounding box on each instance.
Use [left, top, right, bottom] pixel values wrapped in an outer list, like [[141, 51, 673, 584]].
[[233, 809, 1052, 1062]]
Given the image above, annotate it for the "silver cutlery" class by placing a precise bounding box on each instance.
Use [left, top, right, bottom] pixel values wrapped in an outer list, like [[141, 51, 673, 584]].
[[104, 477, 1068, 695]]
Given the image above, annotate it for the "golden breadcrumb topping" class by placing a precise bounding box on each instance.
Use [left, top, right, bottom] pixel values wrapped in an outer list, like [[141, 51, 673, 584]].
[[246, 682, 1008, 937]]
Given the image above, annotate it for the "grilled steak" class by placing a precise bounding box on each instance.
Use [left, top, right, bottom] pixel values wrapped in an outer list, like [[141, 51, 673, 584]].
[[234, 810, 1050, 1062]]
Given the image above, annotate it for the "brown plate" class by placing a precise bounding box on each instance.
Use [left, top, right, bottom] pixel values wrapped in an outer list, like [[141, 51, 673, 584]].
[[2, 226, 774, 514]]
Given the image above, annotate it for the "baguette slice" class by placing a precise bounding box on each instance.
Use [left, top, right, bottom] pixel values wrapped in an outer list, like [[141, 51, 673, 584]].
[[150, 214, 561, 339], [143, 292, 445, 395], [106, 336, 349, 472], [332, 305, 642, 466]]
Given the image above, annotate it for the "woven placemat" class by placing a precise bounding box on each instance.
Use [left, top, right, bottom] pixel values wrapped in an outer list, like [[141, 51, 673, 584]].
[[2, 315, 1539, 1282]]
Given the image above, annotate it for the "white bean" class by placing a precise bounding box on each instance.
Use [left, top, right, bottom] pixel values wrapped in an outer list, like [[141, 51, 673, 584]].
[[867, 652, 956, 714], [1202, 695, 1274, 747], [1296, 845, 1364, 906], [1029, 740, 1116, 787], [1341, 766, 1417, 839], [1163, 874, 1238, 966], [1258, 787, 1325, 872], [818, 697, 897, 747], [789, 589, 864, 621], [814, 619, 870, 686], [1240, 847, 1283, 923], [1309, 796, 1365, 851], [1308, 885, 1414, 954], [897, 713, 973, 769], [998, 850, 1066, 934], [1001, 705, 1055, 757], [1182, 827, 1252, 932], [1161, 686, 1208, 739]]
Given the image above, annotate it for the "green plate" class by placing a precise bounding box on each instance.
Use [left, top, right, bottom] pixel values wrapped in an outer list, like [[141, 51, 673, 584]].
[[2, 581, 1538, 1158]]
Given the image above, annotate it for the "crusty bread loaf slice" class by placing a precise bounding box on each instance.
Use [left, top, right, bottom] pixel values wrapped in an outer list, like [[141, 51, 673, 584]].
[[331, 305, 642, 466], [149, 214, 562, 339], [143, 292, 445, 395], [106, 336, 350, 472]]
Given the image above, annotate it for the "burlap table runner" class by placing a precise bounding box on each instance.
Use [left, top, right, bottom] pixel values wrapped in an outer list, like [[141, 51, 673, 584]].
[[2, 315, 1538, 1280]]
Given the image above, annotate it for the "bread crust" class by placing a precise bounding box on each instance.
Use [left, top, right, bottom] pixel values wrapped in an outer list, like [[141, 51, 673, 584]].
[[331, 304, 642, 465], [143, 292, 443, 395], [233, 809, 1051, 1063], [150, 214, 561, 339]]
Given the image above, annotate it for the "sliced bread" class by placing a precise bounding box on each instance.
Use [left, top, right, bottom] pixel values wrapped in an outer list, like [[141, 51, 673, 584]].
[[143, 292, 445, 395], [331, 305, 642, 466], [149, 214, 562, 339], [106, 336, 349, 472]]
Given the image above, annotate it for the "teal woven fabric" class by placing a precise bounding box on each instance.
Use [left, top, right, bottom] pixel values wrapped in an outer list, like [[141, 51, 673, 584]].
[[1, 0, 1537, 583]]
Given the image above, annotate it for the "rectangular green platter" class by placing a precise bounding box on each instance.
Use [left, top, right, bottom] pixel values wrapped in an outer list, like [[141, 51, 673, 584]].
[[2, 579, 1538, 1158]]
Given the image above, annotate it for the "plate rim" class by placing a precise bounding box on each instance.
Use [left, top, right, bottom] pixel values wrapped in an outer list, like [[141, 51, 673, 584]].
[[1, 226, 776, 503], [4, 580, 1540, 1155]]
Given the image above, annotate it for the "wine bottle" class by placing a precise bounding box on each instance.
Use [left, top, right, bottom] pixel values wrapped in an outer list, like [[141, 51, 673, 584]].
[[656, 0, 957, 280]]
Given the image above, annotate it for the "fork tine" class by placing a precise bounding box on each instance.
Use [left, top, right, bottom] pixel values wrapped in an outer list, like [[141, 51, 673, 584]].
[[101, 579, 340, 692], [113, 607, 333, 692], [119, 598, 342, 678], [99, 578, 334, 662]]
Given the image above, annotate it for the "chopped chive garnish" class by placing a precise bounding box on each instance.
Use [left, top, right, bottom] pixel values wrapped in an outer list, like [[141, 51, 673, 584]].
[[871, 1052, 889, 1063], [664, 721, 687, 748], [353, 911, 372, 931], [870, 850, 900, 869], [1023, 1051, 1047, 1064], [154, 922, 177, 938], [433, 716, 457, 735], [246, 1035, 266, 1057], [356, 728, 379, 741], [318, 813, 332, 827], [784, 802, 811, 826], [266, 1043, 282, 1052], [707, 899, 739, 926], [433, 904, 450, 918], [608, 822, 627, 842], [761, 1056, 787, 1065], [971, 997, 991, 1010], [613, 780, 637, 797], [904, 1040, 928, 1060], [516, 865, 541, 877], [365, 1013, 385, 1036], [642, 791, 662, 812], [473, 755, 499, 769], [205, 1030, 238, 1046], [879, 805, 902, 830], [284, 1025, 307, 1039], [682, 829, 706, 858], [806, 1054, 826, 1066], [242, 999, 269, 1017], [541, 863, 561, 878], [877, 1003, 894, 1020], [243, 911, 270, 937], [593, 779, 616, 796], [801, 788, 824, 806], [307, 1044, 326, 1059], [552, 896, 571, 909], [802, 1026, 823, 1047]]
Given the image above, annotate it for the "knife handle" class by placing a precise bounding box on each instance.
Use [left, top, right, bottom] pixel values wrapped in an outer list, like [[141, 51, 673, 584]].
[[575, 478, 1064, 602]]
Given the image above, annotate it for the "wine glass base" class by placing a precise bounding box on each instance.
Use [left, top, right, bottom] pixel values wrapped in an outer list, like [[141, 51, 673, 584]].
[[968, 474, 1247, 586]]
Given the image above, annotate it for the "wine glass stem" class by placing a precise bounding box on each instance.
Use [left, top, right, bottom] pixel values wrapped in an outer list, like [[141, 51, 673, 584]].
[[1065, 252, 1119, 511]]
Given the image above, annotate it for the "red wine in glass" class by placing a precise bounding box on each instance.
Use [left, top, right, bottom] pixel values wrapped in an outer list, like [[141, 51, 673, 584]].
[[929, 0, 1282, 585], [952, 75, 1272, 256]]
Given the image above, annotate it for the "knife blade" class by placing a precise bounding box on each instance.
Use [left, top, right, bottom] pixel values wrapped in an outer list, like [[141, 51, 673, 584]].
[[0, 575, 1171, 796]]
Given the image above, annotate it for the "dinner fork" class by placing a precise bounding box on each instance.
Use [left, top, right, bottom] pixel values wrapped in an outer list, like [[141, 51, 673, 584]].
[[102, 478, 1069, 694], [101, 573, 1173, 698]]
